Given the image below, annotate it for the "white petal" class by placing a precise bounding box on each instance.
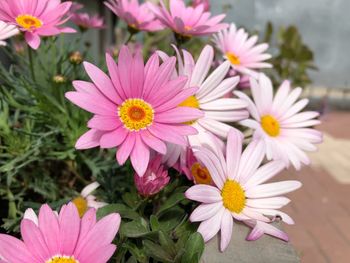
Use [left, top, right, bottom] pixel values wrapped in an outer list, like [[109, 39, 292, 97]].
[[81, 182, 100, 198], [200, 98, 248, 111], [199, 76, 240, 103], [244, 160, 285, 189], [190, 202, 223, 222], [24, 208, 38, 226], [197, 61, 231, 99], [190, 45, 214, 87], [197, 207, 225, 242], [246, 197, 290, 209], [185, 185, 222, 203], [246, 181, 302, 198], [237, 139, 265, 183], [226, 129, 243, 179], [220, 210, 233, 251]]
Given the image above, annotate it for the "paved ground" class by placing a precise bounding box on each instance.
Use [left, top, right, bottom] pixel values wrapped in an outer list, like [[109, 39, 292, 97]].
[[277, 111, 350, 263]]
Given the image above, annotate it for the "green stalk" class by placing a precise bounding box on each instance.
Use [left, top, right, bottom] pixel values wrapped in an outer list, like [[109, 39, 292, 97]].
[[27, 47, 36, 81]]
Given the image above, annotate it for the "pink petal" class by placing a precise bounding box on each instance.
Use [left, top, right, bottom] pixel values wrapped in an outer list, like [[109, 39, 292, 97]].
[[21, 219, 50, 261], [75, 129, 104, 149], [130, 134, 150, 176], [0, 234, 37, 263], [116, 132, 136, 165], [24, 31, 41, 49], [38, 204, 60, 255], [58, 203, 80, 256], [226, 129, 243, 179], [99, 126, 128, 149]]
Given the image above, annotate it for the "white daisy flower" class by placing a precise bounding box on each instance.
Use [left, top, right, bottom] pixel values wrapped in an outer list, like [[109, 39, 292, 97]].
[[236, 73, 323, 170], [185, 129, 302, 251], [159, 44, 248, 168], [0, 21, 19, 46], [73, 182, 107, 217]]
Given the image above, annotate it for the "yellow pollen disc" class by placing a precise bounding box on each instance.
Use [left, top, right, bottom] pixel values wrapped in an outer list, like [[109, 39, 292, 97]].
[[178, 95, 200, 125], [16, 14, 43, 30], [221, 180, 246, 213], [118, 99, 154, 131], [184, 25, 192, 31], [72, 196, 88, 218], [46, 256, 79, 263], [226, 52, 241, 65], [191, 163, 212, 185], [261, 115, 280, 137]]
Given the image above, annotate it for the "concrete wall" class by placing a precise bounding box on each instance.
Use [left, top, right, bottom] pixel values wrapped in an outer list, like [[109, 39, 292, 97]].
[[212, 0, 350, 89]]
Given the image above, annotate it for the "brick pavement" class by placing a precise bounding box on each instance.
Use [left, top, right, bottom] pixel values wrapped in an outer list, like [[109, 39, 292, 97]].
[[277, 111, 350, 263]]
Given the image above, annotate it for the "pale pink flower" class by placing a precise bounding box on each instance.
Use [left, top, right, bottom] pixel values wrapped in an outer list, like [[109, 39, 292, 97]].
[[0, 202, 121, 263], [158, 45, 248, 170], [192, 0, 210, 12], [185, 129, 301, 251], [105, 0, 164, 32], [0, 0, 76, 49], [148, 0, 228, 37], [134, 155, 170, 196], [71, 13, 105, 30], [213, 23, 272, 75], [236, 74, 323, 170], [0, 21, 19, 46], [65, 46, 203, 176], [70, 2, 84, 14]]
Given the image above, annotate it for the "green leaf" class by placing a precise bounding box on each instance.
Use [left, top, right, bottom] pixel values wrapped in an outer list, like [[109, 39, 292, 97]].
[[159, 230, 177, 257], [180, 232, 205, 263], [120, 217, 151, 238], [150, 215, 160, 231], [96, 203, 139, 220], [159, 207, 185, 232], [157, 192, 185, 215], [143, 240, 174, 263]]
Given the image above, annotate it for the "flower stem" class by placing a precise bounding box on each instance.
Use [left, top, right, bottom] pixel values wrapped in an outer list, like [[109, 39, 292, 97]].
[[125, 31, 135, 45], [27, 47, 36, 81]]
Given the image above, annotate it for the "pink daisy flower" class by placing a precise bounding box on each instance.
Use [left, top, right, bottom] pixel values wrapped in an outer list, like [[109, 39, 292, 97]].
[[236, 74, 323, 170], [65, 46, 203, 176], [0, 202, 121, 263], [104, 0, 164, 32], [192, 0, 210, 12], [213, 23, 272, 74], [0, 0, 76, 49], [148, 0, 228, 38], [0, 20, 19, 46], [71, 13, 105, 31], [185, 129, 302, 251], [134, 154, 170, 196]]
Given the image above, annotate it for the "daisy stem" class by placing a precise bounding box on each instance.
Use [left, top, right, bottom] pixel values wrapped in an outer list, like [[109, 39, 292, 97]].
[[125, 32, 134, 45], [27, 47, 36, 81]]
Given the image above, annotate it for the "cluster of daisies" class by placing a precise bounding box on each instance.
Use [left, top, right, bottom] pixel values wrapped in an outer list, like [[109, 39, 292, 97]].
[[0, 0, 322, 262]]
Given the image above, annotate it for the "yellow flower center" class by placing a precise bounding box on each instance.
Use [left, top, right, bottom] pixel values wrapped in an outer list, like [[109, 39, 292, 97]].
[[184, 25, 192, 31], [16, 14, 43, 30], [46, 256, 79, 263], [261, 115, 280, 137], [72, 196, 88, 218], [118, 99, 154, 131], [226, 52, 241, 65], [221, 180, 246, 213], [191, 162, 212, 185], [178, 95, 200, 125]]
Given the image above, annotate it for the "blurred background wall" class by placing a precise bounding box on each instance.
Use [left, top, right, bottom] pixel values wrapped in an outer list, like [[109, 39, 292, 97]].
[[212, 0, 350, 89]]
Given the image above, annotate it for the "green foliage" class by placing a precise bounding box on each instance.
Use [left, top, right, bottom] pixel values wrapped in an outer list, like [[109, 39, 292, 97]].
[[264, 22, 317, 88]]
